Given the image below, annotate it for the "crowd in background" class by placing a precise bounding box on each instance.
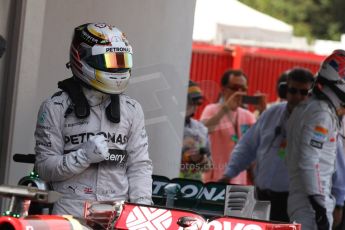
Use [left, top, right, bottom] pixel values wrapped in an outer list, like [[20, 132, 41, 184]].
[[180, 50, 345, 229]]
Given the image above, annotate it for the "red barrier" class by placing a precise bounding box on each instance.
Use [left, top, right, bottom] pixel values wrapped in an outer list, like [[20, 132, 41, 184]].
[[190, 43, 326, 118], [232, 45, 325, 103], [190, 42, 234, 118]]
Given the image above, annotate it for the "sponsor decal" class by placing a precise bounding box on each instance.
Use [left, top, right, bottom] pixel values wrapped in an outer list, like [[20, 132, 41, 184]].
[[105, 149, 128, 167], [64, 132, 128, 145], [81, 30, 98, 43], [68, 185, 77, 193], [99, 189, 116, 195], [38, 111, 47, 124], [202, 221, 263, 230], [312, 132, 327, 142], [54, 101, 64, 108], [63, 156, 67, 167], [126, 206, 172, 230], [329, 137, 336, 142], [123, 205, 265, 230], [36, 124, 51, 130], [312, 125, 328, 142], [35, 132, 51, 139], [314, 126, 328, 135], [94, 23, 107, 29], [36, 141, 51, 147], [99, 36, 124, 44], [64, 184, 96, 195], [310, 139, 323, 149], [64, 120, 89, 128], [84, 187, 93, 194], [152, 179, 225, 202], [126, 100, 136, 108], [106, 47, 131, 52]]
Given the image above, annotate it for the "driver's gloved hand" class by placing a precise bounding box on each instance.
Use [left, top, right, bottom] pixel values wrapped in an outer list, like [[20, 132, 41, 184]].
[[81, 135, 109, 164], [308, 195, 329, 230]]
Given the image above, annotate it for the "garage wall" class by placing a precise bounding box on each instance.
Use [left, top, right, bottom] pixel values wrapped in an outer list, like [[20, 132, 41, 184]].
[[0, 0, 13, 181], [4, 0, 196, 188]]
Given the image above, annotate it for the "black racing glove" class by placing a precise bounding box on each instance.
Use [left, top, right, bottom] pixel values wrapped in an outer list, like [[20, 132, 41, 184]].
[[308, 195, 329, 230]]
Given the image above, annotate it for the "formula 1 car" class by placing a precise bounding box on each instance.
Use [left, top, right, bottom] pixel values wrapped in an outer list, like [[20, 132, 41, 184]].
[[0, 154, 301, 229]]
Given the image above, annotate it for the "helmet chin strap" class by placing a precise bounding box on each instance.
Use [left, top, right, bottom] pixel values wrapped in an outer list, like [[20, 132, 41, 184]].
[[58, 77, 120, 123], [317, 74, 345, 105], [106, 94, 120, 123], [58, 77, 90, 119], [318, 86, 345, 127], [322, 86, 343, 110]]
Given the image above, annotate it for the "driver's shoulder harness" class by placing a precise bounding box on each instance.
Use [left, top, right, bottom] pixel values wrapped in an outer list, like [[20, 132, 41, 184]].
[[57, 77, 126, 156], [57, 77, 120, 123]]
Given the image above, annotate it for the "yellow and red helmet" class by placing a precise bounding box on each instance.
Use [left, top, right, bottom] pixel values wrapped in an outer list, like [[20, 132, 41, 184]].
[[70, 23, 133, 94]]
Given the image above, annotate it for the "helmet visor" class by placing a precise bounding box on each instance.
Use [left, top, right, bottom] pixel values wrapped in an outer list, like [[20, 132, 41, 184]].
[[85, 52, 133, 72]]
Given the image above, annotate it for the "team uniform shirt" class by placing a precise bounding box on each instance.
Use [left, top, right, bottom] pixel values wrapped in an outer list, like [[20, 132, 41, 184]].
[[200, 104, 256, 184], [224, 102, 289, 191], [339, 116, 345, 205], [286, 97, 339, 229], [180, 118, 212, 180], [35, 88, 153, 218], [332, 140, 345, 206], [224, 102, 345, 201], [343, 117, 345, 150]]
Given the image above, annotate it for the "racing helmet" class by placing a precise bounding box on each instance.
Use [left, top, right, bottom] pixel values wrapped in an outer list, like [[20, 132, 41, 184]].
[[70, 23, 133, 94], [315, 49, 345, 108]]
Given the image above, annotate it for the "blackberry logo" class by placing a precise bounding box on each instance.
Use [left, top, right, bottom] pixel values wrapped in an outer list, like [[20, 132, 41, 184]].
[[105, 149, 128, 167], [126, 206, 172, 229]]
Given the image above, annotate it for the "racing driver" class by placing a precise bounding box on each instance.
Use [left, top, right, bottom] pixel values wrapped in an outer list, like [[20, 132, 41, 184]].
[[34, 23, 153, 218]]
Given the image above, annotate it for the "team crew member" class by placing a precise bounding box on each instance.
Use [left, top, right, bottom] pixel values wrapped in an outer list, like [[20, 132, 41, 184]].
[[286, 50, 345, 229], [220, 67, 314, 222], [34, 23, 153, 218]]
